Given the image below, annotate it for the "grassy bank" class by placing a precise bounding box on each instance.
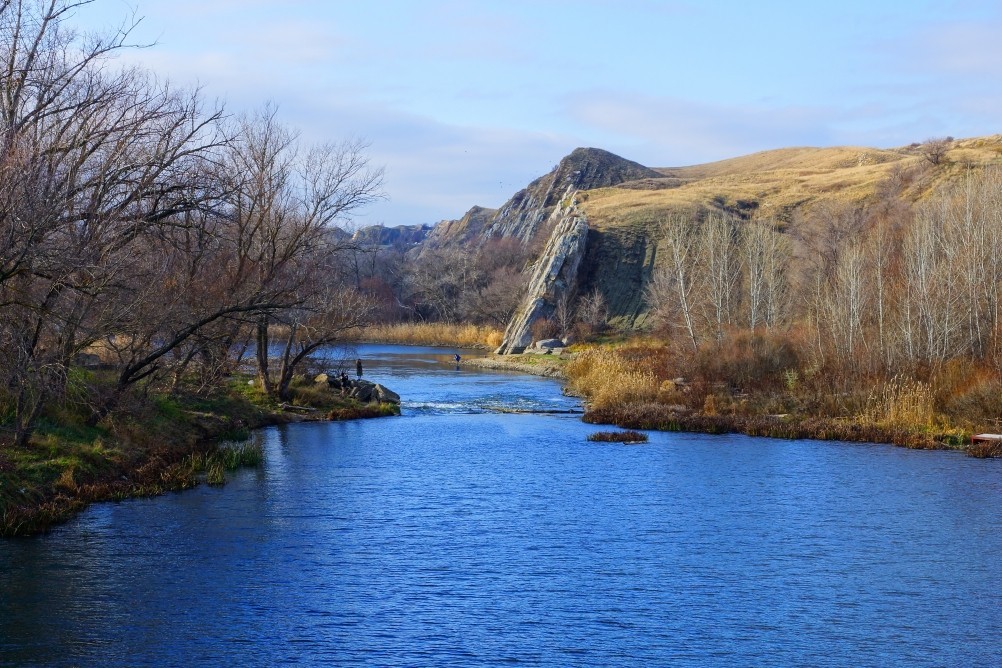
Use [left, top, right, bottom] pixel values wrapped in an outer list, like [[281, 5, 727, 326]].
[[565, 342, 995, 456], [462, 352, 570, 378], [358, 322, 503, 349], [1, 378, 399, 537]]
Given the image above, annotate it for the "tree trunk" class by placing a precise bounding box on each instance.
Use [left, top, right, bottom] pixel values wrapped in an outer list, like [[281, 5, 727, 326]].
[[256, 316, 273, 395]]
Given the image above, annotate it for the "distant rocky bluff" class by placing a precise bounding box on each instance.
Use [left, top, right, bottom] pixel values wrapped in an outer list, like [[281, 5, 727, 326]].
[[348, 147, 667, 353], [422, 147, 659, 249], [350, 135, 1002, 354]]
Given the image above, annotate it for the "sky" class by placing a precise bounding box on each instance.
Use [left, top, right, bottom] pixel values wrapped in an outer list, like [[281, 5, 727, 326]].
[[75, 0, 1002, 227]]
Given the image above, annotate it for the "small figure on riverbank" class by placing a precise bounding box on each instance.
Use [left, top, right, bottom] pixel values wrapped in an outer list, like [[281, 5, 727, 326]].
[[454, 353, 461, 370], [339, 371, 350, 396], [356, 358, 363, 379]]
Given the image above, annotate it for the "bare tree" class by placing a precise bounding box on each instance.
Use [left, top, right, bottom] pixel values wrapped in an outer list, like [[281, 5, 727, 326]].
[[273, 284, 374, 400], [819, 240, 868, 363], [648, 211, 700, 350], [0, 0, 229, 441], [225, 106, 383, 396], [554, 289, 575, 340], [577, 288, 608, 333], [741, 219, 791, 332], [699, 213, 740, 342], [921, 137, 952, 166]]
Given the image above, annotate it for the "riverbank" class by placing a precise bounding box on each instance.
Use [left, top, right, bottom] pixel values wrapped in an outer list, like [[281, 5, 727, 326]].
[[561, 343, 999, 457], [461, 353, 569, 378], [1, 379, 399, 537]]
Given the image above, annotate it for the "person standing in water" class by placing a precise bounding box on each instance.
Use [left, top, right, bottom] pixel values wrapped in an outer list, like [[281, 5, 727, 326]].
[[356, 358, 363, 379]]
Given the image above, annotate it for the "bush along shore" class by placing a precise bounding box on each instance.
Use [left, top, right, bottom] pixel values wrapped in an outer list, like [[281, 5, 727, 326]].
[[563, 341, 998, 457], [0, 376, 400, 537]]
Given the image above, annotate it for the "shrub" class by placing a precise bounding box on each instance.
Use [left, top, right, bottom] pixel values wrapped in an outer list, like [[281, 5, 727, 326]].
[[690, 331, 800, 391], [968, 439, 1002, 458], [530, 317, 559, 342], [587, 430, 648, 443]]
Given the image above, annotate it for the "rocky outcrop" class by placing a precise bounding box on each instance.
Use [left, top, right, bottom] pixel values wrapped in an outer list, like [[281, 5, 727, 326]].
[[576, 220, 662, 329], [373, 384, 400, 404], [348, 380, 401, 405], [318, 375, 401, 405], [421, 205, 497, 250], [418, 148, 660, 254], [352, 224, 431, 249], [483, 147, 661, 245], [495, 200, 589, 354]]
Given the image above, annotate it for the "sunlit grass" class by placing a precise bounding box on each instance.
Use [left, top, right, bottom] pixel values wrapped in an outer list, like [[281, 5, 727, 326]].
[[565, 348, 659, 409], [358, 322, 503, 349]]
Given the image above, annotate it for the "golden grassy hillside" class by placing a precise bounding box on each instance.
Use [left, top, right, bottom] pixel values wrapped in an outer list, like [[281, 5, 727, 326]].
[[578, 135, 1002, 229]]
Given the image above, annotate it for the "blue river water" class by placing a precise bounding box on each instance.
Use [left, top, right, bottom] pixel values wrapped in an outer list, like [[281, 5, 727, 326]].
[[2, 344, 1001, 666]]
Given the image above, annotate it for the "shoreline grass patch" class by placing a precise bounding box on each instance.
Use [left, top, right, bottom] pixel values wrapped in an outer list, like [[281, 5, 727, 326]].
[[1, 373, 400, 536], [357, 322, 503, 349], [587, 430, 649, 443]]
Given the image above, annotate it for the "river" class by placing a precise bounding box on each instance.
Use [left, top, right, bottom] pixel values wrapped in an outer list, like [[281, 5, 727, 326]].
[[2, 344, 1001, 666]]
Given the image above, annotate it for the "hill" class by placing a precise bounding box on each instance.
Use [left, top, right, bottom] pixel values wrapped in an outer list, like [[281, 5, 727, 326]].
[[583, 136, 1002, 231], [422, 147, 661, 250]]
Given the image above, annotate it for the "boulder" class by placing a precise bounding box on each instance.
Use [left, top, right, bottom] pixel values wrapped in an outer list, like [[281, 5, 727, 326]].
[[535, 338, 564, 349], [374, 384, 400, 404], [349, 380, 377, 403], [314, 373, 329, 385]]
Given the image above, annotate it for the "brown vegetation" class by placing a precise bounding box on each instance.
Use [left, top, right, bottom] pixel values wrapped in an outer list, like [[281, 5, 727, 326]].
[[587, 430, 648, 443], [566, 337, 988, 454], [357, 323, 503, 349], [0, 2, 399, 534]]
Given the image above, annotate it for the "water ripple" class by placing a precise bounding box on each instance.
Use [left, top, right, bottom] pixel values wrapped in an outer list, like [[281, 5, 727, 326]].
[[1, 345, 1000, 667]]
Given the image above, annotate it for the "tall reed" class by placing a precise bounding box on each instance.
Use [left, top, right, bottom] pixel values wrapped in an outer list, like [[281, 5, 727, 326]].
[[358, 323, 503, 349], [566, 349, 659, 409], [859, 375, 934, 430]]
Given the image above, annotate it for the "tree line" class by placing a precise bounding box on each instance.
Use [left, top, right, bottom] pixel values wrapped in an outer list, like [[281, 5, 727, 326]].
[[0, 1, 382, 447], [645, 165, 1002, 380]]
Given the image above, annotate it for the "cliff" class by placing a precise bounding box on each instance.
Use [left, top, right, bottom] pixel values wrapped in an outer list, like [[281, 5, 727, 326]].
[[495, 200, 589, 354], [421, 205, 497, 250], [483, 147, 661, 244], [433, 136, 1002, 343], [352, 224, 430, 248], [421, 148, 660, 253]]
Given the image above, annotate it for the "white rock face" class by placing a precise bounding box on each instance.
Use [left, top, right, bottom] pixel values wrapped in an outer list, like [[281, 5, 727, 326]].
[[495, 199, 589, 354]]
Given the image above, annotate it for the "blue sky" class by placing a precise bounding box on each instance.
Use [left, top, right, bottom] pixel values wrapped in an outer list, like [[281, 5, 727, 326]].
[[77, 0, 1002, 227]]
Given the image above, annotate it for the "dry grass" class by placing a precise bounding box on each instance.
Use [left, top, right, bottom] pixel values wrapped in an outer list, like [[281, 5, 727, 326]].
[[583, 403, 946, 449], [968, 439, 1002, 458], [859, 375, 935, 430], [358, 323, 503, 349], [578, 137, 1002, 231], [587, 430, 648, 443], [565, 348, 659, 409], [566, 335, 980, 451]]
